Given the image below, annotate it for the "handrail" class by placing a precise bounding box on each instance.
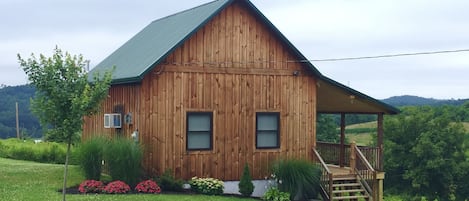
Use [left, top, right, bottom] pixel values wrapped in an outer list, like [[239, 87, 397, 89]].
[[317, 141, 382, 171], [312, 148, 333, 201], [352, 144, 377, 200], [355, 146, 375, 171]]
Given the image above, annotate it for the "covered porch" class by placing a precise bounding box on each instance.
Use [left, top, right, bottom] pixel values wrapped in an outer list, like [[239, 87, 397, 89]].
[[313, 77, 399, 201]]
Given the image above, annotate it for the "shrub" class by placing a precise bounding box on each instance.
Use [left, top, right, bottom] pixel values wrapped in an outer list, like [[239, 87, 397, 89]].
[[77, 136, 107, 180], [262, 187, 290, 201], [104, 137, 143, 187], [78, 180, 104, 193], [0, 139, 69, 164], [157, 169, 184, 192], [272, 158, 321, 200], [189, 177, 224, 195], [102, 180, 131, 194], [9, 146, 37, 161], [135, 180, 161, 194], [238, 163, 254, 197]]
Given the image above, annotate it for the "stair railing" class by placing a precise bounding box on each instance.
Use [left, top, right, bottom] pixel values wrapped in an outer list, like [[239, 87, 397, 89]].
[[312, 148, 333, 200], [350, 142, 377, 200]]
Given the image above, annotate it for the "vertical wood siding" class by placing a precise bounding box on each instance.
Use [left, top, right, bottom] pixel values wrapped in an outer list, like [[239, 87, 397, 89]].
[[83, 84, 140, 139], [83, 1, 317, 180]]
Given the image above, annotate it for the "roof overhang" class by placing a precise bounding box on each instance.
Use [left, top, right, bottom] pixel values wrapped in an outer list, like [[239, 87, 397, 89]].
[[317, 76, 400, 114]]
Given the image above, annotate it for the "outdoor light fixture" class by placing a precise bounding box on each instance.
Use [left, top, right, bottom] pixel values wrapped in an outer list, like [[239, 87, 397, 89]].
[[349, 95, 356, 104], [131, 129, 139, 143]]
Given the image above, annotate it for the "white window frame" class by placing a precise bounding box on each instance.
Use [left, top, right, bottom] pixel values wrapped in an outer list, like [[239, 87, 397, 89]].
[[104, 113, 122, 128]]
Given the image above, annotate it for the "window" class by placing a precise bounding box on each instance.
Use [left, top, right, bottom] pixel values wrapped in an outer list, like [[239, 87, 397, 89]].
[[104, 113, 122, 128], [187, 112, 212, 150], [256, 112, 280, 149]]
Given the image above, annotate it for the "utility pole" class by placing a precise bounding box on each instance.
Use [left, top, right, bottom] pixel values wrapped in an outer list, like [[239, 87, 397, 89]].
[[16, 102, 20, 139]]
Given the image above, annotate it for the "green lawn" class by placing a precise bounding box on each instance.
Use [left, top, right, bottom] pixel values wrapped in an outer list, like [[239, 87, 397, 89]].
[[0, 157, 257, 201]]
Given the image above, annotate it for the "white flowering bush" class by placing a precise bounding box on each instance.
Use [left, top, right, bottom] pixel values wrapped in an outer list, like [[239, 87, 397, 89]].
[[189, 177, 224, 195]]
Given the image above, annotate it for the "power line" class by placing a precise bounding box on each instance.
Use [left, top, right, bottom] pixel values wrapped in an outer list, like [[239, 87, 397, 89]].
[[161, 48, 469, 66], [304, 49, 469, 62]]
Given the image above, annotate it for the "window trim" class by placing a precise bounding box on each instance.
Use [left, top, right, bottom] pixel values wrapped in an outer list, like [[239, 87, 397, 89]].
[[186, 112, 213, 151], [255, 112, 280, 149], [104, 113, 122, 128]]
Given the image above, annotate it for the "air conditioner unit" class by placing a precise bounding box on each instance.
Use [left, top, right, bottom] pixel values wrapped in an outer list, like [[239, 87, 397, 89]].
[[104, 113, 122, 128]]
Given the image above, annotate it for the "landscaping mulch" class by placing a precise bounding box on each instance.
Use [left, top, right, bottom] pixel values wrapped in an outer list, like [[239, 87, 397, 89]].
[[59, 186, 261, 200]]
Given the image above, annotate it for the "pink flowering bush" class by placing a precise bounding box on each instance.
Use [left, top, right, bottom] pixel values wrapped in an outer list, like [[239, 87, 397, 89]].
[[78, 180, 104, 193], [135, 180, 162, 194], [102, 180, 131, 194]]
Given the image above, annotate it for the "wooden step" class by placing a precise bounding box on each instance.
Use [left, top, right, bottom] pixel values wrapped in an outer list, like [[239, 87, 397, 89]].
[[333, 182, 361, 188], [332, 195, 368, 200], [332, 176, 356, 181], [333, 188, 365, 194]]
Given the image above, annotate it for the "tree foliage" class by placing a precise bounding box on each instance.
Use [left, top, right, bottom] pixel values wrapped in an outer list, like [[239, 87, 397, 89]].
[[18, 48, 112, 143], [316, 114, 339, 143], [18, 47, 112, 201], [384, 105, 469, 200]]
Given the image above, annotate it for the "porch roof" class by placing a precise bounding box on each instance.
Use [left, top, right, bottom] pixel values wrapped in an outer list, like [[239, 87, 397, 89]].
[[317, 76, 400, 115]]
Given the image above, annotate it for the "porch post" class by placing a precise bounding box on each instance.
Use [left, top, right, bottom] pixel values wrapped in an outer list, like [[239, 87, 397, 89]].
[[339, 113, 346, 167], [377, 113, 384, 171]]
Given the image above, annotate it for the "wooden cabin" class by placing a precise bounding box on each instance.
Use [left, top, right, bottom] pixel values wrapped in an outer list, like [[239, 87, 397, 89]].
[[83, 0, 399, 200]]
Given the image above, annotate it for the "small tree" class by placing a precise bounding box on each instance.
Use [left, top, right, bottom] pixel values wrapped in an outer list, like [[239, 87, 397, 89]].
[[239, 163, 254, 197], [18, 47, 112, 201]]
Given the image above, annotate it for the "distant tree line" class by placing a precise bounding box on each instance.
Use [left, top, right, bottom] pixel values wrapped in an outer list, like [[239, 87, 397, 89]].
[[0, 85, 41, 139]]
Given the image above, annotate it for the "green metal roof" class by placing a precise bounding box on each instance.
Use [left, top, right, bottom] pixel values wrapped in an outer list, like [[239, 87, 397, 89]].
[[89, 0, 232, 84], [89, 0, 399, 114]]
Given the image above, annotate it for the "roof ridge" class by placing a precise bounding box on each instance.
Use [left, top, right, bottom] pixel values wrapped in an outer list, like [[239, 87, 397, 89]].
[[151, 0, 230, 23]]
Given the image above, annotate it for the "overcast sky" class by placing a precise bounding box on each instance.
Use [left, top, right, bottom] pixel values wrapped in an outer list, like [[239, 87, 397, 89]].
[[1, 0, 469, 99]]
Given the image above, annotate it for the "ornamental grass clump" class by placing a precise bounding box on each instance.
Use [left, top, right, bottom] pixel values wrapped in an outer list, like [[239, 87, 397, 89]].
[[272, 158, 321, 200], [189, 177, 224, 195], [78, 180, 104, 194], [135, 180, 162, 194], [77, 136, 107, 180], [104, 137, 143, 187], [102, 180, 131, 194]]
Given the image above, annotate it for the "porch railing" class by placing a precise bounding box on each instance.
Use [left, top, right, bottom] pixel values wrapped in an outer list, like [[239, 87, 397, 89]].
[[312, 148, 333, 201], [316, 141, 382, 171], [351, 143, 377, 200]]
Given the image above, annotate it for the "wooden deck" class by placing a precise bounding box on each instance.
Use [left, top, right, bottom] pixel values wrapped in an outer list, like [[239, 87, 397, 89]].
[[327, 165, 352, 176]]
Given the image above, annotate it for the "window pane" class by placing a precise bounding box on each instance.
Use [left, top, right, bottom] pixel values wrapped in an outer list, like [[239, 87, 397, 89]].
[[257, 131, 278, 147], [257, 114, 278, 130], [188, 132, 210, 149], [188, 114, 210, 131], [104, 114, 110, 128]]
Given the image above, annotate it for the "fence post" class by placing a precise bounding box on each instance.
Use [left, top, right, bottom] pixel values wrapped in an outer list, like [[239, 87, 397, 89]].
[[350, 141, 356, 173]]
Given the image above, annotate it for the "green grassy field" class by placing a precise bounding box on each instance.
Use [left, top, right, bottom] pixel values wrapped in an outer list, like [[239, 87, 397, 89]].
[[344, 121, 376, 146], [0, 157, 257, 201]]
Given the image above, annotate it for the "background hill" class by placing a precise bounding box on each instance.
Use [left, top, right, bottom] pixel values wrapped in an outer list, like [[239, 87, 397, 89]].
[[0, 85, 41, 139], [382, 95, 469, 107]]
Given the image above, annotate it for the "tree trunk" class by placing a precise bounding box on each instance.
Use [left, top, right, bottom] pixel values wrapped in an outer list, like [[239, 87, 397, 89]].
[[62, 137, 72, 201]]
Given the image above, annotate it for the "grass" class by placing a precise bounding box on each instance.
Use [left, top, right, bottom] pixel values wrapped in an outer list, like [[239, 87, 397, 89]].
[[0, 138, 70, 164], [344, 122, 376, 146], [0, 157, 258, 201], [346, 121, 377, 129]]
